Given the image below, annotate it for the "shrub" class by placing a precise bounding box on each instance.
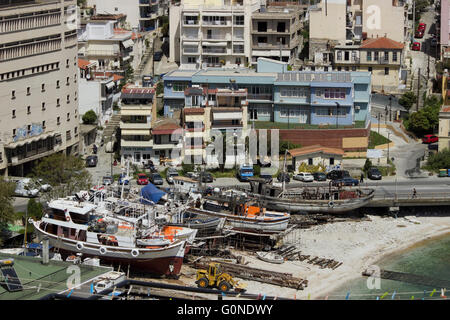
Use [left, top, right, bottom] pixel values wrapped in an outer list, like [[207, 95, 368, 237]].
[[82, 110, 98, 124]]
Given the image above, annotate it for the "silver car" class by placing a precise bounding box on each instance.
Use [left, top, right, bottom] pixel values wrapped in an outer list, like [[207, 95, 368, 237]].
[[293, 172, 314, 182]]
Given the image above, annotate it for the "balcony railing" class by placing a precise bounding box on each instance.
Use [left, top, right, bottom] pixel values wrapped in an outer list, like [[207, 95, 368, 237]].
[[247, 93, 272, 100], [203, 48, 226, 54], [184, 20, 199, 25], [184, 47, 199, 53], [202, 21, 230, 26]]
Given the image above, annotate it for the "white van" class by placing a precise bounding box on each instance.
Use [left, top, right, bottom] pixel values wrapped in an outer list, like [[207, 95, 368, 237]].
[[14, 179, 40, 197]]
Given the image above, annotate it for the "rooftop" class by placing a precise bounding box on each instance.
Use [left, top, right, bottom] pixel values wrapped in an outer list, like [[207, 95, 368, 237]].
[[0, 252, 112, 300], [288, 145, 345, 157], [360, 37, 404, 50]]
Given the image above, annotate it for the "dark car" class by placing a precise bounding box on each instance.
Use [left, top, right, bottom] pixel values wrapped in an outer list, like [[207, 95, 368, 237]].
[[332, 177, 359, 186], [259, 174, 273, 184], [199, 172, 214, 183], [327, 170, 351, 180], [153, 51, 163, 61], [85, 155, 98, 167], [166, 168, 179, 184], [149, 173, 163, 185], [144, 160, 157, 172], [312, 172, 327, 181], [368, 167, 382, 180], [277, 172, 290, 183]]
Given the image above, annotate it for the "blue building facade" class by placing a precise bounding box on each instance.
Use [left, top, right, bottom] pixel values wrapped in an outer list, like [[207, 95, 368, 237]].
[[163, 60, 371, 126]]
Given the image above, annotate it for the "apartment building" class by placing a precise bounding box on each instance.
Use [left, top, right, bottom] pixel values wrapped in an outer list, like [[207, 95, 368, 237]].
[[78, 20, 135, 74], [169, 0, 261, 69], [87, 0, 168, 32], [0, 0, 80, 176], [333, 37, 404, 93], [120, 85, 154, 164], [250, 5, 303, 64], [439, 105, 450, 152], [441, 0, 449, 60], [78, 58, 123, 125]]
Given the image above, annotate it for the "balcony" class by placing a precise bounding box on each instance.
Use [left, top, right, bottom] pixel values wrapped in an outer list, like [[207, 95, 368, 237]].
[[202, 21, 231, 27], [183, 47, 199, 54], [247, 93, 272, 101], [183, 20, 199, 26], [202, 47, 227, 54], [120, 122, 151, 130], [121, 139, 153, 148]]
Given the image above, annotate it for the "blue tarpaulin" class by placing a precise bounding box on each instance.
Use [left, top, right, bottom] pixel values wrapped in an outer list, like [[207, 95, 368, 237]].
[[140, 183, 166, 205]]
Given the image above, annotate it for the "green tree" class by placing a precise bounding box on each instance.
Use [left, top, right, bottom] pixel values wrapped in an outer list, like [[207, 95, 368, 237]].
[[156, 81, 164, 95], [363, 159, 373, 175], [32, 154, 92, 201], [82, 110, 98, 124], [398, 91, 417, 111], [424, 149, 450, 172], [0, 177, 16, 246], [279, 140, 301, 155], [27, 198, 44, 220]]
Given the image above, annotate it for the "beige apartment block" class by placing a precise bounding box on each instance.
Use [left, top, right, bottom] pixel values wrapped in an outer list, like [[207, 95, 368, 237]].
[[250, 5, 303, 64], [170, 0, 261, 69], [439, 106, 450, 152], [0, 0, 80, 176]]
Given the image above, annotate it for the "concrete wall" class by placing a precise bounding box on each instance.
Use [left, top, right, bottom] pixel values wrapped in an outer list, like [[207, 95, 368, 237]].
[[169, 4, 181, 63], [309, 0, 346, 42]]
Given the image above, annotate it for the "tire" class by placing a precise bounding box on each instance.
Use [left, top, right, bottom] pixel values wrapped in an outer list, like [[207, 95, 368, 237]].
[[197, 277, 208, 288], [218, 280, 230, 292]]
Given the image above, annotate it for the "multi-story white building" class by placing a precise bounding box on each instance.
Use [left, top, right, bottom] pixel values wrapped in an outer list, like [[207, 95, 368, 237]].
[[170, 0, 262, 69], [87, 0, 169, 32], [0, 0, 80, 176]]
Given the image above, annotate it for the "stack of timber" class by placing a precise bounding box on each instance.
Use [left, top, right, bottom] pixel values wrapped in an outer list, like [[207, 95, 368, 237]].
[[192, 259, 308, 290], [289, 214, 371, 229], [298, 255, 343, 270]]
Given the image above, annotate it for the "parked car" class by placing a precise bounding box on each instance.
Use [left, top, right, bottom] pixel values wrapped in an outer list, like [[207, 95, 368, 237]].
[[332, 177, 359, 186], [85, 155, 98, 167], [14, 178, 40, 197], [422, 134, 439, 144], [185, 172, 199, 180], [431, 37, 438, 47], [166, 168, 179, 184], [102, 176, 114, 186], [199, 172, 214, 183], [312, 172, 327, 181], [149, 173, 163, 185], [367, 167, 382, 180], [259, 174, 273, 184], [418, 22, 426, 32], [118, 173, 130, 185], [137, 173, 149, 185], [293, 172, 314, 182], [277, 172, 290, 183], [412, 42, 421, 51], [153, 51, 163, 61], [327, 170, 351, 181], [428, 143, 439, 151]]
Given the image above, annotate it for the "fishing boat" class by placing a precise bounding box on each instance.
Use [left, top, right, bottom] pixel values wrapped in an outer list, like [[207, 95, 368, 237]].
[[256, 251, 285, 264], [31, 198, 187, 277], [240, 178, 375, 214], [184, 194, 290, 234]]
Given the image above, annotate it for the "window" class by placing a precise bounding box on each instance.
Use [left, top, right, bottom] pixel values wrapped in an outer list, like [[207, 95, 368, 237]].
[[257, 21, 267, 32], [27, 106, 31, 114], [66, 77, 70, 85], [27, 125, 31, 134], [337, 66, 342, 71], [27, 87, 31, 95], [324, 88, 346, 99], [374, 51, 379, 61], [57, 116, 60, 125], [308, 158, 313, 165], [57, 98, 60, 107], [12, 129, 16, 137], [352, 66, 357, 71], [187, 57, 196, 64], [330, 157, 335, 165], [56, 80, 60, 88], [235, 16, 244, 25], [257, 36, 267, 44], [66, 130, 71, 141], [67, 94, 70, 103], [368, 67, 373, 72], [173, 82, 189, 92], [337, 51, 342, 61], [67, 112, 70, 121], [280, 87, 308, 98], [316, 107, 332, 116], [42, 102, 46, 110], [12, 110, 16, 118], [393, 52, 398, 62], [385, 67, 389, 75], [41, 83, 45, 92], [384, 51, 389, 61], [277, 22, 285, 33], [66, 59, 69, 67], [344, 51, 349, 61], [235, 57, 241, 65], [42, 120, 46, 129]]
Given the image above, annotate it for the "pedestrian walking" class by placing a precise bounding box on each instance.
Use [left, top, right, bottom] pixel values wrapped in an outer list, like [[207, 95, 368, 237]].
[[412, 187, 417, 199], [360, 173, 364, 183]]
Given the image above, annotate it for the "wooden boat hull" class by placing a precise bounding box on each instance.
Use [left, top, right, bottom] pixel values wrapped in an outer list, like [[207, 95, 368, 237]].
[[33, 221, 186, 277], [251, 190, 375, 214], [256, 252, 285, 264], [186, 207, 290, 234]]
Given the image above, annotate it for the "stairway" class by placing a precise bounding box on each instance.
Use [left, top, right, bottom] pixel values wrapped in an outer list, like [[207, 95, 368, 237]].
[[134, 39, 154, 80], [103, 113, 121, 143]]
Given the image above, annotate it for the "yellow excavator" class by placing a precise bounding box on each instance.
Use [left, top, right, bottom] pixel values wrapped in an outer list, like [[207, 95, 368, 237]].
[[195, 262, 247, 292]]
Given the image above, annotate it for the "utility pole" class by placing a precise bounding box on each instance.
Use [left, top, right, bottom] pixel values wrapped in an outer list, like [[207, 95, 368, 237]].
[[387, 132, 390, 167], [416, 68, 421, 111], [378, 112, 381, 134]]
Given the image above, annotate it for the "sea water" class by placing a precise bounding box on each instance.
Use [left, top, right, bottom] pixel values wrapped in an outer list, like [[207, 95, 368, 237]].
[[327, 233, 450, 300]]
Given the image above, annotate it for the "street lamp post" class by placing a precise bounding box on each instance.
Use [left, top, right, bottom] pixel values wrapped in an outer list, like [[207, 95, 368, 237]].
[[387, 132, 390, 166], [389, 95, 393, 122]]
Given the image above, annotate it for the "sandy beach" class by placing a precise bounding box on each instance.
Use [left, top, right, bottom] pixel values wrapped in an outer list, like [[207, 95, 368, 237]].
[[217, 214, 450, 300]]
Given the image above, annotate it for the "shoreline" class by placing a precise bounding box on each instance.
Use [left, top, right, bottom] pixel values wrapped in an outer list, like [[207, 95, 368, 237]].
[[234, 214, 450, 300]]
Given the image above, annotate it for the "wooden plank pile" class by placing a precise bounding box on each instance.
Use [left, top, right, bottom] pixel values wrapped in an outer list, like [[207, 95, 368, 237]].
[[192, 259, 308, 290], [274, 245, 343, 269]]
